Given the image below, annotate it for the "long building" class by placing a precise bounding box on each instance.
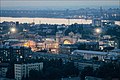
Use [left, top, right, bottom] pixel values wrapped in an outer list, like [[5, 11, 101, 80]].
[[72, 50, 119, 61]]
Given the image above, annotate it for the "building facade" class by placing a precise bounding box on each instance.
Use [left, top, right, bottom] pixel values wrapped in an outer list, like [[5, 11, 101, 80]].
[[59, 44, 78, 54], [14, 62, 43, 80], [0, 63, 9, 77], [72, 50, 119, 61], [92, 18, 102, 27], [74, 61, 100, 70], [0, 46, 31, 62]]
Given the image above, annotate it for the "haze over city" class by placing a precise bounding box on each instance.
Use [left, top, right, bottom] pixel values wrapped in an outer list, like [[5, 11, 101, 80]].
[[1, 0, 120, 10]]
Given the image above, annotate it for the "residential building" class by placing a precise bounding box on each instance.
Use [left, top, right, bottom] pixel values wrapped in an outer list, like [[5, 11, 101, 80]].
[[74, 60, 100, 70], [59, 44, 78, 54], [72, 50, 119, 61], [36, 40, 59, 53], [0, 63, 9, 77], [111, 49, 120, 54], [14, 62, 43, 80], [0, 46, 31, 62], [92, 18, 102, 27], [75, 41, 99, 51]]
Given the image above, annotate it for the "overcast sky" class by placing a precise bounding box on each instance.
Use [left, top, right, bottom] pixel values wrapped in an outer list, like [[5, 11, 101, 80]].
[[1, 0, 120, 10]]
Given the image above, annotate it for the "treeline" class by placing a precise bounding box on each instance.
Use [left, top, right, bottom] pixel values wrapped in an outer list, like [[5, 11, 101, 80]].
[[80, 62, 120, 80], [6, 58, 79, 80], [22, 58, 79, 80], [6, 57, 120, 80]]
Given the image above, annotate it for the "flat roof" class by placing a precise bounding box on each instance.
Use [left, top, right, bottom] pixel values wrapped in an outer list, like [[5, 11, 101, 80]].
[[72, 50, 108, 55]]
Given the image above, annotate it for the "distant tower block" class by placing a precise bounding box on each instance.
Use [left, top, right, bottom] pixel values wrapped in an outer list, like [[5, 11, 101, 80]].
[[92, 18, 102, 27]]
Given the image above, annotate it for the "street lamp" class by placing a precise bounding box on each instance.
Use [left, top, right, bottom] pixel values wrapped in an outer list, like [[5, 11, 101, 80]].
[[10, 27, 17, 33], [95, 28, 102, 34], [95, 28, 102, 47]]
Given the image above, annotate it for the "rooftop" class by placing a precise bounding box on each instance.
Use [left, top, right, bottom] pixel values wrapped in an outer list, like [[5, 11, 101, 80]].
[[111, 49, 120, 53], [0, 45, 29, 49], [72, 50, 110, 55]]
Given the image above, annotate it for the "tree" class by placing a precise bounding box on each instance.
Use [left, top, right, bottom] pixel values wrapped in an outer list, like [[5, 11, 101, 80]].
[[95, 62, 120, 79], [6, 60, 16, 79], [62, 62, 79, 77], [29, 70, 39, 80], [92, 56, 98, 61], [44, 67, 62, 80], [80, 66, 93, 80]]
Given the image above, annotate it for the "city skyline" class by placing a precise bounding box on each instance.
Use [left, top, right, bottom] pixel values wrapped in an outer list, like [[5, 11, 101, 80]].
[[0, 0, 120, 80]]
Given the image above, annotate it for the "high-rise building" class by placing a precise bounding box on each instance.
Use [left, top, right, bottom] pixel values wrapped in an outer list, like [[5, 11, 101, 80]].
[[0, 63, 9, 77], [92, 18, 102, 27], [0, 46, 31, 62], [14, 62, 43, 80]]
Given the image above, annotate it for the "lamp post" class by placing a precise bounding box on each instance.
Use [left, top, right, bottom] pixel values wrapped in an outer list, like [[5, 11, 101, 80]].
[[9, 27, 17, 39], [95, 28, 102, 34], [95, 28, 102, 41], [95, 28, 102, 51], [10, 27, 17, 33]]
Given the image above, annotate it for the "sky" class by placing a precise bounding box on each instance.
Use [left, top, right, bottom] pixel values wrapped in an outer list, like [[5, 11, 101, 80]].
[[1, 0, 120, 10]]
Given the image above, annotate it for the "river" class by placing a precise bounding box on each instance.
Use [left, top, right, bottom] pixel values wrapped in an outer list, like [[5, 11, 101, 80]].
[[0, 17, 120, 26]]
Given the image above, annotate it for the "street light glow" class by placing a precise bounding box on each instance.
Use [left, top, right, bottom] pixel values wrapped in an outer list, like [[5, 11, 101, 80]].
[[95, 28, 102, 34], [10, 27, 16, 33]]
